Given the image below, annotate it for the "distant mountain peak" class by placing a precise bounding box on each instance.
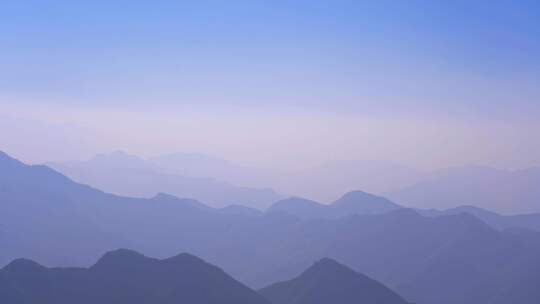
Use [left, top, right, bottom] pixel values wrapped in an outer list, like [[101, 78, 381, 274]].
[[306, 257, 355, 276], [165, 252, 208, 265], [331, 190, 402, 216], [336, 190, 374, 200], [333, 190, 398, 206], [268, 191, 402, 219], [3, 258, 45, 273], [93, 249, 147, 268]]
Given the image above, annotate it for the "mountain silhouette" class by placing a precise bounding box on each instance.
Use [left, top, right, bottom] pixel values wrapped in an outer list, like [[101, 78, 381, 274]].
[[0, 249, 269, 304], [267, 197, 327, 219], [259, 258, 410, 304], [273, 159, 422, 203], [418, 205, 540, 232], [267, 191, 401, 219], [48, 151, 282, 209], [149, 152, 268, 186], [389, 165, 540, 213], [2, 151, 540, 304], [332, 190, 402, 215]]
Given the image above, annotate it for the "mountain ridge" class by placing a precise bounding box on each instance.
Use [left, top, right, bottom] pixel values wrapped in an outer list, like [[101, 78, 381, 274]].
[[259, 257, 411, 304], [0, 249, 270, 304]]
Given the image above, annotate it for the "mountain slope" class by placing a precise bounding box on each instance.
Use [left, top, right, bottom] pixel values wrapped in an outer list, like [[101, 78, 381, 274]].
[[0, 249, 269, 304], [0, 150, 249, 267], [389, 165, 540, 213], [267, 191, 401, 219], [259, 258, 410, 304], [48, 151, 282, 209], [273, 160, 422, 202], [418, 205, 540, 232], [149, 152, 268, 186]]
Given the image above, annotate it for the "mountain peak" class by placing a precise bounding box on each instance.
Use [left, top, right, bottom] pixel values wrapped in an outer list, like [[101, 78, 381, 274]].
[[92, 249, 148, 269], [88, 151, 152, 169], [331, 191, 402, 215], [272, 197, 322, 208], [3, 258, 45, 273], [333, 190, 395, 205], [165, 252, 209, 265], [336, 190, 374, 200], [267, 197, 325, 218], [1, 251, 270, 304], [307, 257, 354, 275], [301, 257, 361, 281], [260, 257, 410, 304]]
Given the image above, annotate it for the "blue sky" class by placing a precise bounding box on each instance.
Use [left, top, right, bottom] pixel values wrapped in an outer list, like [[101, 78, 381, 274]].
[[1, 1, 539, 167]]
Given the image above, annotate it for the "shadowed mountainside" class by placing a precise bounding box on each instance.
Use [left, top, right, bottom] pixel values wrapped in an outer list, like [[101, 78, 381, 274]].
[[0, 249, 269, 304], [259, 258, 410, 304]]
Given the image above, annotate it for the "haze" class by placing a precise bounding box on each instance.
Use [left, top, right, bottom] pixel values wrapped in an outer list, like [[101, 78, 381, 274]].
[[1, 0, 539, 172]]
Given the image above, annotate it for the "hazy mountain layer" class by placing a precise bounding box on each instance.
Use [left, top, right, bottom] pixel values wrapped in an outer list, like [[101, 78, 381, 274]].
[[2, 151, 540, 304], [48, 151, 281, 209], [267, 191, 401, 219], [389, 165, 540, 213]]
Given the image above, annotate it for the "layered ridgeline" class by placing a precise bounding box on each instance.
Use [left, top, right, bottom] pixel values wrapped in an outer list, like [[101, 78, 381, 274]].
[[260, 258, 410, 304], [47, 151, 281, 209], [418, 205, 540, 232], [267, 191, 402, 219], [2, 151, 540, 304], [0, 249, 269, 304], [268, 192, 540, 232], [388, 165, 540, 214]]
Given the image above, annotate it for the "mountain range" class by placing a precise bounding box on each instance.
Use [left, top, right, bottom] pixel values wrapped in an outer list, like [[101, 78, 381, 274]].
[[0, 249, 413, 304], [388, 165, 540, 214], [418, 205, 540, 232], [0, 249, 269, 304], [48, 151, 281, 209], [2, 151, 540, 304], [267, 191, 401, 219], [47, 151, 540, 213]]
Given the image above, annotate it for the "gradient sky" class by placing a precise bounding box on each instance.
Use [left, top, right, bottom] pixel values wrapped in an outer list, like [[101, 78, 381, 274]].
[[1, 0, 539, 169]]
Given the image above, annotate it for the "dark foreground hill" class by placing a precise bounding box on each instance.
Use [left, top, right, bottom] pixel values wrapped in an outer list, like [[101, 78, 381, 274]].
[[0, 249, 269, 304], [259, 258, 410, 304]]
